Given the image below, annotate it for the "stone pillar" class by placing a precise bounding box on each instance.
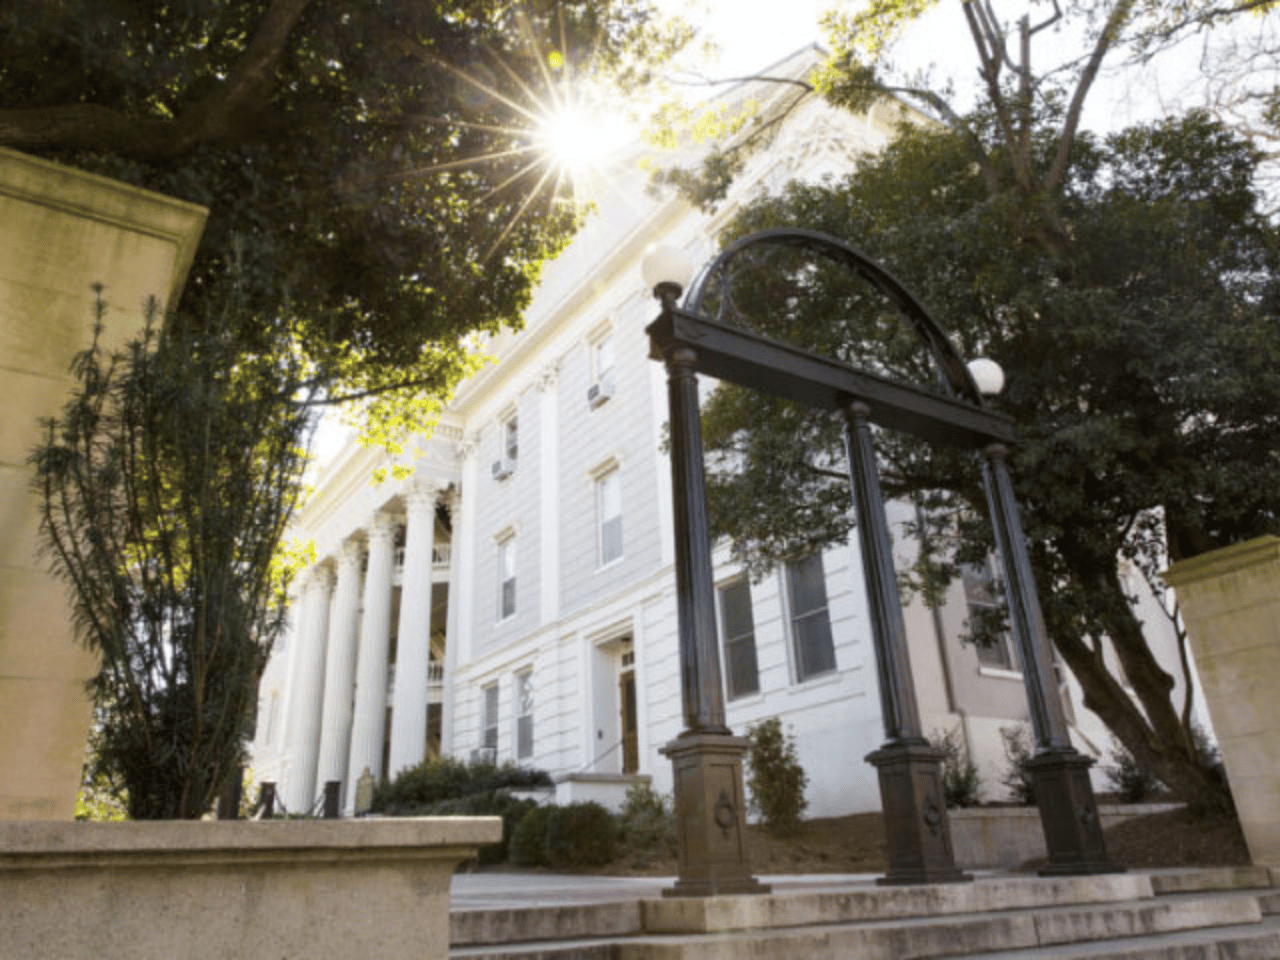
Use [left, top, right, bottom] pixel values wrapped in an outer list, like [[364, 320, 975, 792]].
[[1166, 535, 1280, 866], [0, 148, 206, 819], [315, 539, 363, 806], [387, 481, 440, 777], [346, 513, 396, 810], [281, 567, 333, 814]]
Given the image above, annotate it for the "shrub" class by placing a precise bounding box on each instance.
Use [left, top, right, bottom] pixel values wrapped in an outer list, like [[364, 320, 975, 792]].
[[509, 804, 555, 867], [372, 756, 552, 813], [614, 783, 676, 866], [1103, 737, 1165, 803], [547, 802, 616, 868], [745, 717, 808, 836], [999, 725, 1037, 806], [931, 727, 982, 808]]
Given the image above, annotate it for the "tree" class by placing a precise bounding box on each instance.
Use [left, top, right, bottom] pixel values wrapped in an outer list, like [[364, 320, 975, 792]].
[[1, 0, 688, 446], [698, 110, 1280, 815], [31, 286, 316, 819]]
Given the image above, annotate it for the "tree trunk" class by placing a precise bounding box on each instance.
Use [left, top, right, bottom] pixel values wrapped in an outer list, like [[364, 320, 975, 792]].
[[1048, 560, 1232, 815]]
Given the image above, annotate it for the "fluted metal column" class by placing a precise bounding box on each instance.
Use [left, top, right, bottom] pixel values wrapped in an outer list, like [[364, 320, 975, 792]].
[[665, 346, 728, 735], [345, 512, 396, 810], [387, 480, 440, 777], [281, 566, 333, 814], [980, 443, 1072, 751], [981, 443, 1118, 875], [842, 402, 927, 745], [315, 539, 363, 804]]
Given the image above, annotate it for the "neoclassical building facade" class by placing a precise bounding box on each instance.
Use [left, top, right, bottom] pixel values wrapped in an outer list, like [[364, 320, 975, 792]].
[[249, 49, 1194, 817]]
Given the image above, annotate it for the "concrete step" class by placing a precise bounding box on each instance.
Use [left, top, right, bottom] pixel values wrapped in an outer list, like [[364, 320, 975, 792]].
[[939, 915, 1280, 959], [1148, 867, 1275, 895], [451, 889, 1267, 960], [453, 874, 1153, 946]]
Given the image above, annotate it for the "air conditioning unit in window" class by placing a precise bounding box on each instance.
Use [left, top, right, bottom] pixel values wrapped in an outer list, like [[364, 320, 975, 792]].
[[470, 747, 497, 764], [491, 458, 515, 481], [587, 377, 615, 409]]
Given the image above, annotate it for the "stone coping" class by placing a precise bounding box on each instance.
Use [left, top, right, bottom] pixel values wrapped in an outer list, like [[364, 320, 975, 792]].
[[1165, 535, 1280, 588], [950, 803, 1184, 819], [0, 816, 502, 869]]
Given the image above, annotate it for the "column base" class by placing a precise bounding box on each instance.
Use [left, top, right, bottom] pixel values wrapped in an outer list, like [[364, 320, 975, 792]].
[[867, 743, 971, 886], [660, 733, 770, 898], [1029, 751, 1124, 876]]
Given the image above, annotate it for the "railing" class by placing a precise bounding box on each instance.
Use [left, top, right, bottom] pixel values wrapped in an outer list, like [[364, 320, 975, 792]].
[[428, 660, 444, 687], [392, 543, 451, 574]]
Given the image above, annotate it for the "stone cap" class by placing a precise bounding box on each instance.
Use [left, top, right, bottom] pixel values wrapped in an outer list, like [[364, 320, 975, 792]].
[[1164, 535, 1280, 589], [0, 816, 502, 870]]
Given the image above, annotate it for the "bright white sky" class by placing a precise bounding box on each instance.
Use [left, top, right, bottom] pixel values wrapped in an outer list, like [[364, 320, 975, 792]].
[[652, 0, 1211, 133]]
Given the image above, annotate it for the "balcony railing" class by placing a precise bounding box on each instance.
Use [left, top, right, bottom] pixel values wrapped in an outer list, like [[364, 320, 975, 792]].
[[393, 544, 451, 573]]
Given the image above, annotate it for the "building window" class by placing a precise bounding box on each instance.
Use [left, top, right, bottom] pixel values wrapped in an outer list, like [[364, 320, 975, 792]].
[[962, 560, 1017, 671], [497, 535, 517, 620], [482, 683, 499, 750], [787, 553, 837, 682], [718, 578, 760, 699], [502, 412, 519, 462], [597, 468, 623, 566], [595, 331, 616, 383], [515, 669, 534, 760]]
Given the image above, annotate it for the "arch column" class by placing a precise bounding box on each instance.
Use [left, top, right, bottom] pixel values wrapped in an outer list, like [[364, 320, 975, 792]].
[[315, 538, 363, 805], [346, 512, 396, 811], [281, 566, 333, 814], [387, 480, 441, 777]]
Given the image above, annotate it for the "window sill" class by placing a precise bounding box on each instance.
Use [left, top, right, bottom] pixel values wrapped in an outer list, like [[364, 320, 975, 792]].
[[790, 668, 843, 693], [978, 666, 1024, 681], [595, 556, 624, 574]]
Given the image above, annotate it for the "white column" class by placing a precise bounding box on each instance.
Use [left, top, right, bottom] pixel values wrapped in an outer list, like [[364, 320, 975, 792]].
[[345, 512, 396, 809], [281, 566, 333, 814], [315, 538, 363, 802], [387, 480, 440, 777], [538, 364, 560, 623], [442, 439, 478, 755]]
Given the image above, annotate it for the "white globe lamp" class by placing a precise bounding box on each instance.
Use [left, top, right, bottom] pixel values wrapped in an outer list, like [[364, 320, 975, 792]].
[[967, 357, 1005, 396]]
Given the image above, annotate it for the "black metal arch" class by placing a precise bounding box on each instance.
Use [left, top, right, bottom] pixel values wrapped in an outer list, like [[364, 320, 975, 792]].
[[684, 227, 983, 406]]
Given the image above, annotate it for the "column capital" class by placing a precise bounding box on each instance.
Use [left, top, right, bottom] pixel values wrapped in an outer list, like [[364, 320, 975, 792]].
[[336, 538, 363, 575], [368, 512, 397, 544], [404, 477, 444, 511], [303, 564, 334, 595]]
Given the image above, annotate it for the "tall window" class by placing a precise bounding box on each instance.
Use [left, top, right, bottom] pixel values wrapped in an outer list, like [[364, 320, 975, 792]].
[[594, 331, 616, 385], [718, 579, 760, 699], [501, 412, 519, 462], [515, 669, 534, 760], [962, 559, 1016, 671], [597, 468, 623, 565], [497, 535, 517, 619], [481, 683, 499, 750], [787, 553, 837, 682]]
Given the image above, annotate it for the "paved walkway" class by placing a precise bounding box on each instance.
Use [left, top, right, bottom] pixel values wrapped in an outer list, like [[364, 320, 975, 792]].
[[449, 871, 1000, 911]]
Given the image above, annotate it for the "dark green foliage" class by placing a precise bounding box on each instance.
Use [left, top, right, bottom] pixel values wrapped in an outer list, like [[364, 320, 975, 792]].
[[1104, 737, 1165, 804], [0, 1, 689, 446], [700, 110, 1277, 815], [547, 802, 616, 868], [931, 727, 983, 809], [509, 804, 556, 867], [404, 791, 537, 865], [1000, 727, 1037, 807], [32, 289, 312, 819], [613, 782, 677, 866], [510, 802, 616, 868], [745, 717, 808, 836], [372, 756, 552, 813]]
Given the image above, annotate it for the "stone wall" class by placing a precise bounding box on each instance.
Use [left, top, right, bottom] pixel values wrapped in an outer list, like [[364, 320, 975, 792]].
[[0, 147, 206, 819]]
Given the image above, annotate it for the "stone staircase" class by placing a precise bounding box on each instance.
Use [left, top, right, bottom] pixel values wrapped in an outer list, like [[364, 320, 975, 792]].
[[450, 867, 1280, 960]]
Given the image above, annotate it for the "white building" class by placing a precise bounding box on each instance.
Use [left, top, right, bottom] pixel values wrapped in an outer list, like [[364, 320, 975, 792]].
[[249, 49, 1190, 818]]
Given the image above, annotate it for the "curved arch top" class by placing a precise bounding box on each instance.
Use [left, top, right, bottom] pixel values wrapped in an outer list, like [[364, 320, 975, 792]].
[[684, 228, 984, 406]]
